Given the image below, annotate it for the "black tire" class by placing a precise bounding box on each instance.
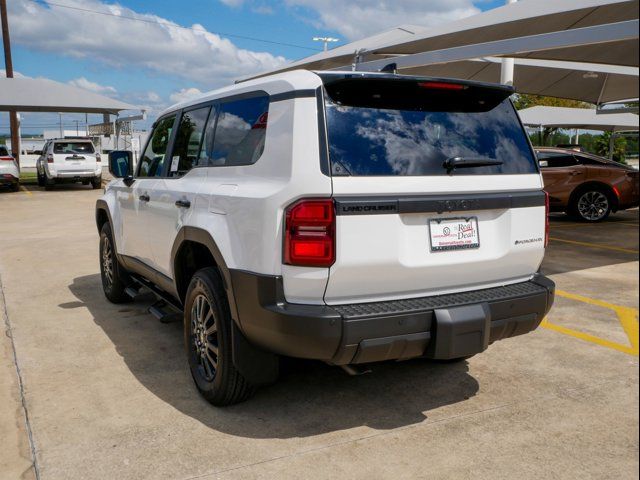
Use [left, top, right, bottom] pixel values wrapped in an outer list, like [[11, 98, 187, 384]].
[[91, 177, 102, 189], [44, 177, 55, 191], [37, 172, 45, 187], [569, 187, 612, 222], [99, 222, 131, 303], [11, 182, 20, 192], [184, 268, 254, 406]]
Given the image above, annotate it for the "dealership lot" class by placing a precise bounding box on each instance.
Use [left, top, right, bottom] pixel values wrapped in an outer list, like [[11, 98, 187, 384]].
[[1, 186, 638, 480]]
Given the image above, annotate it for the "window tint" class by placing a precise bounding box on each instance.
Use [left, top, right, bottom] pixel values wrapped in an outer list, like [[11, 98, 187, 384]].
[[168, 107, 211, 177], [575, 155, 603, 166], [138, 115, 176, 177], [202, 94, 269, 167], [324, 85, 537, 176], [0, 146, 8, 156], [537, 152, 577, 168], [53, 142, 95, 154]]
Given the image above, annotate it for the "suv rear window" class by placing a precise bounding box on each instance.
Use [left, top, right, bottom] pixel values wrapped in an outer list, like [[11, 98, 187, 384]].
[[53, 142, 95, 154], [0, 146, 9, 156], [323, 78, 537, 176]]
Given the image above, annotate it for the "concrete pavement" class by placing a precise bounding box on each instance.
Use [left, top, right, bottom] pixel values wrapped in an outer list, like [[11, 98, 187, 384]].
[[0, 184, 637, 480]]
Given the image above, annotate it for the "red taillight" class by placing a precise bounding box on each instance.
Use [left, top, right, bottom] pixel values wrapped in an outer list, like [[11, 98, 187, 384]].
[[47, 154, 54, 163], [418, 81, 466, 90], [544, 191, 550, 248], [96, 153, 101, 162], [284, 199, 335, 267], [0, 156, 13, 162]]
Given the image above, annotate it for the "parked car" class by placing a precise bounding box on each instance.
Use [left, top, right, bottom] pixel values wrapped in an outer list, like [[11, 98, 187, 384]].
[[0, 145, 20, 192], [537, 147, 640, 222], [36, 138, 102, 190], [96, 71, 555, 406]]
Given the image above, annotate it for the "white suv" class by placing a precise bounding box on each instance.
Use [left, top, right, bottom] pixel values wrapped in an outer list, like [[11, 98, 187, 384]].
[[0, 145, 20, 192], [37, 138, 102, 190], [96, 70, 555, 406]]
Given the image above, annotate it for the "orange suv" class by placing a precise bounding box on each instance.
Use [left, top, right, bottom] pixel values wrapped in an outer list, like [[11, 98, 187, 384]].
[[536, 147, 639, 222]]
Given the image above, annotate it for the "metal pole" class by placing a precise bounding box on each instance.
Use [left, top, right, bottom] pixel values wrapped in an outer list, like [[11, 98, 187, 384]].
[[1, 0, 20, 166], [500, 0, 516, 86]]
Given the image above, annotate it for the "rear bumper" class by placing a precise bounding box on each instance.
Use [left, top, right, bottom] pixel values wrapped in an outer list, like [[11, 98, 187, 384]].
[[231, 271, 555, 365], [52, 171, 99, 179], [0, 174, 18, 185]]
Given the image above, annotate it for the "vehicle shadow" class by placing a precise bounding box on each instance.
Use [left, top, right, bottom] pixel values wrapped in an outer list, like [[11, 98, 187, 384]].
[[65, 273, 480, 439]]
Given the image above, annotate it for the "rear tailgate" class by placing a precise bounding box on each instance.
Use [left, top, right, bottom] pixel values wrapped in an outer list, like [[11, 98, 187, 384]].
[[321, 75, 546, 304], [52, 141, 97, 174]]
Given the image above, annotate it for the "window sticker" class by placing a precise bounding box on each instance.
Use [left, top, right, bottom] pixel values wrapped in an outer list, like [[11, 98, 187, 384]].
[[171, 156, 180, 172]]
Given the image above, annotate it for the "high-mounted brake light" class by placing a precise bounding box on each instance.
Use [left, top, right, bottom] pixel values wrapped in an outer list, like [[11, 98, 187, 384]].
[[544, 191, 550, 248], [418, 81, 466, 91], [284, 199, 335, 267]]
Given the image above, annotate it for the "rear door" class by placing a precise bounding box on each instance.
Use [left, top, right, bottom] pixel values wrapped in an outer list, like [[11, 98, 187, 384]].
[[52, 141, 97, 175], [320, 77, 546, 304], [538, 152, 584, 208]]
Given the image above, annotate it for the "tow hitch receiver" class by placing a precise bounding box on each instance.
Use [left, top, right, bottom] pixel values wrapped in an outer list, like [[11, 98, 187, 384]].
[[427, 304, 491, 360]]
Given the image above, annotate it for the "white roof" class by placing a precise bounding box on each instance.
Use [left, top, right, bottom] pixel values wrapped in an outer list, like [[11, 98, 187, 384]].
[[0, 77, 138, 114], [518, 106, 639, 131]]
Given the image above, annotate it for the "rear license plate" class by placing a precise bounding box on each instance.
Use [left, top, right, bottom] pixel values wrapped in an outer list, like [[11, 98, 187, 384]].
[[428, 217, 480, 252]]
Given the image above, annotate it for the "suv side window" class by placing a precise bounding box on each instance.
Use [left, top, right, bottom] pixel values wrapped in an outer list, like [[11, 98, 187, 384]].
[[202, 94, 269, 167], [167, 106, 211, 177], [138, 115, 176, 177], [575, 155, 603, 166], [537, 152, 577, 168]]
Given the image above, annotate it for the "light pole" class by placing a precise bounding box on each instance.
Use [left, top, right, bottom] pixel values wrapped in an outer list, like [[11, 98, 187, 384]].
[[313, 36, 339, 52]]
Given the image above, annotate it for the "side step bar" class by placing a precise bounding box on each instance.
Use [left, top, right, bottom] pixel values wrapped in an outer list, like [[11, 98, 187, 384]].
[[128, 273, 184, 323]]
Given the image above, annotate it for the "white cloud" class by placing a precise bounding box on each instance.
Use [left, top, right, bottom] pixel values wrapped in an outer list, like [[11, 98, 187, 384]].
[[8, 0, 287, 88], [169, 87, 205, 104], [286, 0, 481, 40], [68, 77, 117, 95], [0, 69, 27, 78], [146, 92, 162, 103], [219, 0, 245, 6]]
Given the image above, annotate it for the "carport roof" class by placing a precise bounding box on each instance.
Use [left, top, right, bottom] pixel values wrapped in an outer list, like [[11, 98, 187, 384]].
[[0, 77, 138, 114], [242, 0, 639, 93], [518, 106, 640, 131], [400, 59, 639, 105]]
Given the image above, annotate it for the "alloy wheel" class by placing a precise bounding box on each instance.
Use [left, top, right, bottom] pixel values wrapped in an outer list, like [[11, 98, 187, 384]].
[[577, 191, 609, 221], [190, 293, 219, 381], [102, 236, 114, 286]]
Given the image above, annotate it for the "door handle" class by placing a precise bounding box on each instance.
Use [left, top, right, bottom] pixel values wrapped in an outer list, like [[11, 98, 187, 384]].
[[569, 170, 583, 176], [175, 199, 191, 208], [139, 194, 150, 202]]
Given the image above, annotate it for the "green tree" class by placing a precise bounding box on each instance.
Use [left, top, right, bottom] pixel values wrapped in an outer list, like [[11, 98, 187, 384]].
[[593, 131, 628, 163]]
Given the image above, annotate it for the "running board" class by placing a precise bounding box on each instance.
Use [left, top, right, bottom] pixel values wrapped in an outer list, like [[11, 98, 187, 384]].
[[129, 273, 182, 311], [124, 285, 148, 301], [148, 300, 183, 324]]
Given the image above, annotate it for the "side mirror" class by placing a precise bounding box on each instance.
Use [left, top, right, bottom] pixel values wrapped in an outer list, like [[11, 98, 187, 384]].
[[108, 150, 133, 179]]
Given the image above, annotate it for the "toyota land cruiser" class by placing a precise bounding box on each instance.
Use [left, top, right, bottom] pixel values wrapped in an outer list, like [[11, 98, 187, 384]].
[[96, 70, 555, 406]]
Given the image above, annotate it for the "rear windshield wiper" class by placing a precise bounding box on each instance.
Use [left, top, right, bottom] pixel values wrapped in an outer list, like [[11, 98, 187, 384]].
[[443, 156, 503, 174]]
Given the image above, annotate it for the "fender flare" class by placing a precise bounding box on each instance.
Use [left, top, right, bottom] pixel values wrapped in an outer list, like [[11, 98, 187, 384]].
[[170, 226, 240, 327]]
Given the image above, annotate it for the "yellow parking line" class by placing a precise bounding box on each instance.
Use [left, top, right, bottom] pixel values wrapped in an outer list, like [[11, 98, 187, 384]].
[[19, 186, 32, 196], [541, 289, 639, 356], [549, 237, 638, 255]]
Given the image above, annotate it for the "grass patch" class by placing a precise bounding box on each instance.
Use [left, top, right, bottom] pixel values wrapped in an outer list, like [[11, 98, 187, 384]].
[[20, 172, 38, 184]]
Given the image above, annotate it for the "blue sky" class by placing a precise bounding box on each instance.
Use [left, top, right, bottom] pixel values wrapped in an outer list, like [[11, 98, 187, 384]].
[[1, 0, 506, 134]]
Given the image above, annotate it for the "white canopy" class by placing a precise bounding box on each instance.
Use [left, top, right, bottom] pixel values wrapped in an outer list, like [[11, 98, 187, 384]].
[[241, 0, 639, 103], [401, 58, 639, 105], [0, 77, 138, 114], [518, 106, 639, 131]]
